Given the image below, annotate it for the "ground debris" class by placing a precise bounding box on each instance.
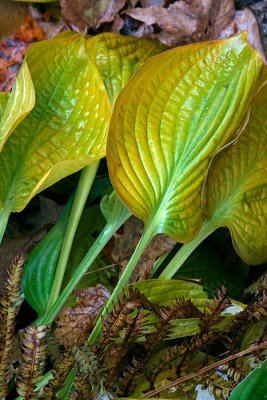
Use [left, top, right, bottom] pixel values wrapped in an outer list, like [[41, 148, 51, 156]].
[[55, 285, 110, 348], [60, 0, 110, 31], [0, 13, 46, 92]]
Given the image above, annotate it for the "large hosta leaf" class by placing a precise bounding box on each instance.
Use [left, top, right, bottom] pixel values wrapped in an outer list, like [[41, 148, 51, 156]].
[[0, 32, 111, 213], [107, 33, 263, 243], [229, 360, 267, 400], [204, 85, 267, 264], [86, 33, 166, 105], [0, 61, 35, 150]]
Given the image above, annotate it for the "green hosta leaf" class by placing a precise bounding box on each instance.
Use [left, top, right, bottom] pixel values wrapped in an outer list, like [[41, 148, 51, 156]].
[[22, 197, 74, 316], [0, 32, 111, 213], [100, 189, 131, 227], [0, 61, 35, 151], [241, 322, 266, 351], [132, 279, 207, 309], [204, 84, 267, 264], [23, 215, 69, 316], [0, 93, 9, 115], [167, 318, 200, 339], [86, 33, 166, 105], [229, 360, 267, 400], [107, 33, 263, 243]]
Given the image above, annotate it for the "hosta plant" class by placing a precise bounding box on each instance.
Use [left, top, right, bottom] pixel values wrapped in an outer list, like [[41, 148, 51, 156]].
[[0, 30, 266, 399]]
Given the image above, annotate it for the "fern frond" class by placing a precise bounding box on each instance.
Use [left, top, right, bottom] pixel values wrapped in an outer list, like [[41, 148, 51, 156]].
[[245, 270, 267, 296], [45, 331, 63, 363], [247, 292, 267, 321], [225, 291, 267, 338], [202, 286, 231, 329], [119, 356, 140, 395], [100, 287, 159, 350], [119, 297, 205, 395], [16, 325, 47, 399], [72, 345, 106, 395], [0, 253, 25, 399], [105, 306, 150, 389], [148, 331, 217, 386], [73, 374, 91, 399], [43, 350, 73, 398], [160, 298, 202, 320], [204, 372, 233, 399]]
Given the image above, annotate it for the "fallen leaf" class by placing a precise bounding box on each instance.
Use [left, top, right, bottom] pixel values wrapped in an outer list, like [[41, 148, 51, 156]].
[[112, 216, 176, 281], [60, 0, 110, 31], [125, 0, 236, 46], [55, 285, 110, 348], [0, 0, 27, 38], [140, 0, 165, 6], [96, 0, 126, 27], [29, 6, 69, 39], [250, 2, 267, 55], [0, 14, 46, 92], [235, 7, 267, 62]]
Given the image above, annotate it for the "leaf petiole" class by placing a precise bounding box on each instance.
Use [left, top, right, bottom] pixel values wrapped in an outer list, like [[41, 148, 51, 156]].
[[159, 219, 219, 280], [46, 160, 100, 313], [41, 194, 131, 325], [0, 207, 11, 243], [88, 223, 156, 344]]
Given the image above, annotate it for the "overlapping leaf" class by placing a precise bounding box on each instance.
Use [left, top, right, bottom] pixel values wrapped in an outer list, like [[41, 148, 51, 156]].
[[0, 61, 35, 151], [23, 214, 70, 317], [229, 359, 267, 400], [132, 279, 207, 309], [204, 85, 267, 264], [0, 32, 111, 213], [107, 33, 263, 243], [86, 33, 166, 105]]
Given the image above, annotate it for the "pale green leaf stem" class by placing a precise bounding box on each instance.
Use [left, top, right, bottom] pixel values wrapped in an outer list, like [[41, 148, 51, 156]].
[[40, 193, 131, 325], [46, 160, 100, 313]]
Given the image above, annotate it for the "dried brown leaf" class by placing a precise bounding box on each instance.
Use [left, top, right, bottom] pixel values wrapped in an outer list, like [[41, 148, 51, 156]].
[[55, 285, 110, 348], [96, 0, 127, 27], [124, 0, 236, 46], [235, 7, 267, 62], [0, 0, 27, 38], [29, 7, 69, 39], [112, 216, 176, 281], [60, 0, 110, 31], [140, 0, 165, 6], [0, 14, 46, 92]]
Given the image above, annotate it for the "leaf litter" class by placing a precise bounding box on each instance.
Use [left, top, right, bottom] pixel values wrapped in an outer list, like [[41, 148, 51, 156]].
[[55, 285, 110, 348]]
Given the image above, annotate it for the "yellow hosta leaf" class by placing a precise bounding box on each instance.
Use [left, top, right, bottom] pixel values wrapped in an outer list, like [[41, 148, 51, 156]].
[[86, 33, 166, 105], [0, 32, 111, 212], [0, 61, 35, 151], [107, 33, 263, 243], [204, 84, 267, 265]]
